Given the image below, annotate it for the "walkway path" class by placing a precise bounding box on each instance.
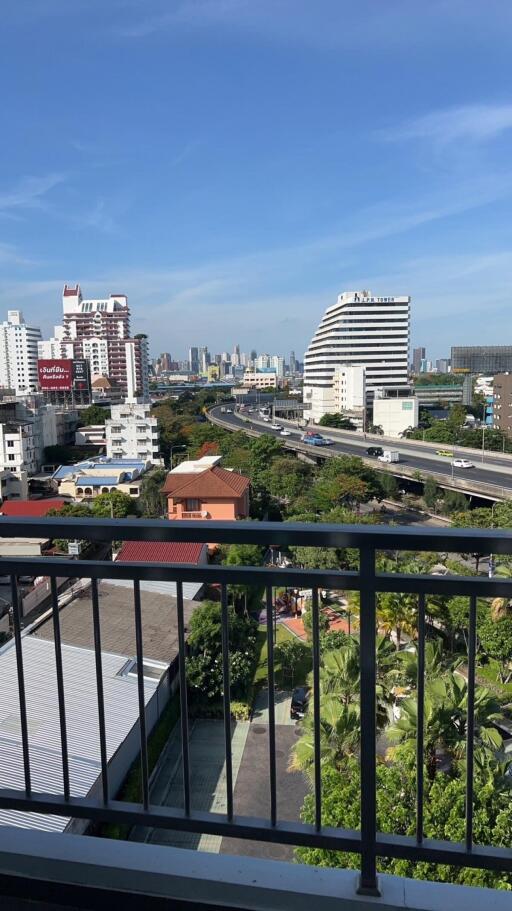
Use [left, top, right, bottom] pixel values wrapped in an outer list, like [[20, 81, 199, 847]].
[[137, 719, 250, 853]]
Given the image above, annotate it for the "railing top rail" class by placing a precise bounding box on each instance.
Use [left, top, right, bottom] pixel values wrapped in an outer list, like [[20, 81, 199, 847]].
[[1, 516, 512, 553]]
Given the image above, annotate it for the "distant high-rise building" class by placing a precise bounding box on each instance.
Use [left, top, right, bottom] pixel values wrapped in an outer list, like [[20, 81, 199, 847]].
[[58, 285, 147, 397], [451, 346, 512, 375], [412, 347, 426, 374], [0, 310, 42, 394], [199, 346, 210, 373], [250, 349, 257, 361], [188, 347, 199, 374], [159, 352, 172, 372], [303, 290, 410, 406], [436, 358, 450, 374], [289, 350, 297, 374], [270, 355, 284, 377]]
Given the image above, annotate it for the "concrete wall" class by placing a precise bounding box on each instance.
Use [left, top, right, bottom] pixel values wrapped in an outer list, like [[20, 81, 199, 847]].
[[373, 397, 419, 438]]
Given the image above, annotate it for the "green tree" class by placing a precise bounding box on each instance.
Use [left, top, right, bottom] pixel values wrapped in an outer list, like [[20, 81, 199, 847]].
[[302, 607, 331, 639], [479, 613, 512, 684], [91, 490, 138, 518], [77, 404, 111, 426], [297, 760, 512, 889], [379, 472, 399, 499], [442, 489, 468, 514], [274, 639, 310, 687], [318, 413, 356, 430], [388, 673, 503, 779], [265, 457, 313, 503], [423, 476, 439, 509], [138, 468, 168, 518], [378, 591, 417, 650]]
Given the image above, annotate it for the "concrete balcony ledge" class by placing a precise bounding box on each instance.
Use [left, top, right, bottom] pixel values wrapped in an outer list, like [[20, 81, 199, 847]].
[[0, 827, 509, 911]]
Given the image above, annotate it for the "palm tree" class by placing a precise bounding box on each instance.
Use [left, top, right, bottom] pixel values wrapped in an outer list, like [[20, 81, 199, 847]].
[[388, 671, 504, 780], [378, 591, 417, 650], [290, 638, 394, 774]]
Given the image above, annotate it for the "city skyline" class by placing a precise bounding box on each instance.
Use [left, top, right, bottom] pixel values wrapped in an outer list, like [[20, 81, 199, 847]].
[[1, 4, 512, 358]]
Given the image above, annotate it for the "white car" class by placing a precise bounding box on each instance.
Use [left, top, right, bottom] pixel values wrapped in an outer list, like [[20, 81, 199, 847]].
[[452, 458, 474, 469], [263, 416, 271, 422], [271, 423, 282, 431], [280, 429, 291, 436]]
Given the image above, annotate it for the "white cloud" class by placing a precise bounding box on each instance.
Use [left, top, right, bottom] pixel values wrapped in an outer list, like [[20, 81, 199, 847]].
[[0, 173, 66, 214], [386, 103, 512, 146]]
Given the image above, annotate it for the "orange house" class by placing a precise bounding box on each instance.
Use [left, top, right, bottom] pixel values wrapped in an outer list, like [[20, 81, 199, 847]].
[[162, 466, 250, 521]]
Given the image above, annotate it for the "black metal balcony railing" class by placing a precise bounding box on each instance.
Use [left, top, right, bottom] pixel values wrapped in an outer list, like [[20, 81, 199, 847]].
[[0, 517, 512, 898]]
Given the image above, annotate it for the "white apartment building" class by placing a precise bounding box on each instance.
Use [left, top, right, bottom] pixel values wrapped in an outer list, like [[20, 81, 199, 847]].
[[372, 394, 419, 437], [0, 421, 38, 475], [82, 337, 110, 378], [37, 325, 73, 360], [303, 290, 410, 410], [304, 365, 366, 423], [105, 401, 160, 465], [0, 311, 42, 394]]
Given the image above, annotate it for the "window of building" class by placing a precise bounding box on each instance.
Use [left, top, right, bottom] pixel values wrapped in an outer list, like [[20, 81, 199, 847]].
[[186, 498, 200, 511], [7, 455, 15, 461], [7, 441, 14, 447]]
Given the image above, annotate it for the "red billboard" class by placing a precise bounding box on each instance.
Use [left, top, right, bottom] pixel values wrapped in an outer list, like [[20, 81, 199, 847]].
[[37, 359, 73, 391]]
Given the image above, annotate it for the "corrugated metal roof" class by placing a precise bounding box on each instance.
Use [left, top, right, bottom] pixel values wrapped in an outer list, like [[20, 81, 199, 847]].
[[0, 636, 159, 832], [116, 541, 205, 564]]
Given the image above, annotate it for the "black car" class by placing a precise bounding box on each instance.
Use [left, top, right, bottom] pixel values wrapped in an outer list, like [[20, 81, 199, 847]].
[[290, 686, 310, 720], [366, 446, 384, 457]]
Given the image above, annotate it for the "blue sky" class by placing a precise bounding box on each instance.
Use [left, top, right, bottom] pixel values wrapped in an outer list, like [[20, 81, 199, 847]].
[[1, 1, 512, 360]]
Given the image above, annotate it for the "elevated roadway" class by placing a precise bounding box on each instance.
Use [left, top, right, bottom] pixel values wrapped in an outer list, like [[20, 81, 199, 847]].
[[208, 406, 512, 502]]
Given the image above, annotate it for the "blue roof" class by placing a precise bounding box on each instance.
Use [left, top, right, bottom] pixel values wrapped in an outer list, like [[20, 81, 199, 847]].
[[52, 457, 146, 481], [75, 476, 123, 487]]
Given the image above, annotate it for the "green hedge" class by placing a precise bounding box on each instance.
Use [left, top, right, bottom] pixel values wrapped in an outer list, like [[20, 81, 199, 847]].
[[99, 691, 180, 840]]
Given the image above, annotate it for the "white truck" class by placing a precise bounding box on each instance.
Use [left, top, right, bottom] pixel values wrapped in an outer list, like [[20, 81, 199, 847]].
[[378, 449, 400, 463]]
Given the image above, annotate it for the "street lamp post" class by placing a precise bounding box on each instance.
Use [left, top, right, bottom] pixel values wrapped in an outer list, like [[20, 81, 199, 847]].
[[170, 445, 187, 471], [481, 423, 486, 464]]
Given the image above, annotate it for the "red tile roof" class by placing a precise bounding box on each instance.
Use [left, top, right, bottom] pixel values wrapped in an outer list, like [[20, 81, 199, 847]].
[[161, 466, 250, 499], [116, 541, 205, 564], [0, 498, 66, 517]]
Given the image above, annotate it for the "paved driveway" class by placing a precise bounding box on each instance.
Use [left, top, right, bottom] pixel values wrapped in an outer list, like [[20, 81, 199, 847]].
[[135, 697, 308, 861], [252, 687, 294, 725]]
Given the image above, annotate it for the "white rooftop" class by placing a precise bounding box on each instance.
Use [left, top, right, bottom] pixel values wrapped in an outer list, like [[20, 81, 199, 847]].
[[170, 455, 222, 474], [0, 636, 160, 832]]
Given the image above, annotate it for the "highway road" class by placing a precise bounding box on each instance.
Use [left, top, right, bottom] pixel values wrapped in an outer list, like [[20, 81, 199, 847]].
[[208, 406, 512, 499]]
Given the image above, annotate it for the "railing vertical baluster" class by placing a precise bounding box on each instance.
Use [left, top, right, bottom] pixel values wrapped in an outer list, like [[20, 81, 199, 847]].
[[91, 579, 109, 804], [10, 575, 31, 797], [466, 593, 477, 851], [176, 581, 191, 816], [265, 586, 277, 826], [221, 583, 234, 821], [50, 576, 70, 800], [311, 586, 322, 832], [416, 592, 425, 844], [357, 549, 379, 896], [133, 580, 150, 811]]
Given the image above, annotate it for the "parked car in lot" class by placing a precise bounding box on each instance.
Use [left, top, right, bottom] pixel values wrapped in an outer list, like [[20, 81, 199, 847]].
[[290, 686, 310, 720], [366, 446, 384, 457], [452, 458, 474, 469]]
